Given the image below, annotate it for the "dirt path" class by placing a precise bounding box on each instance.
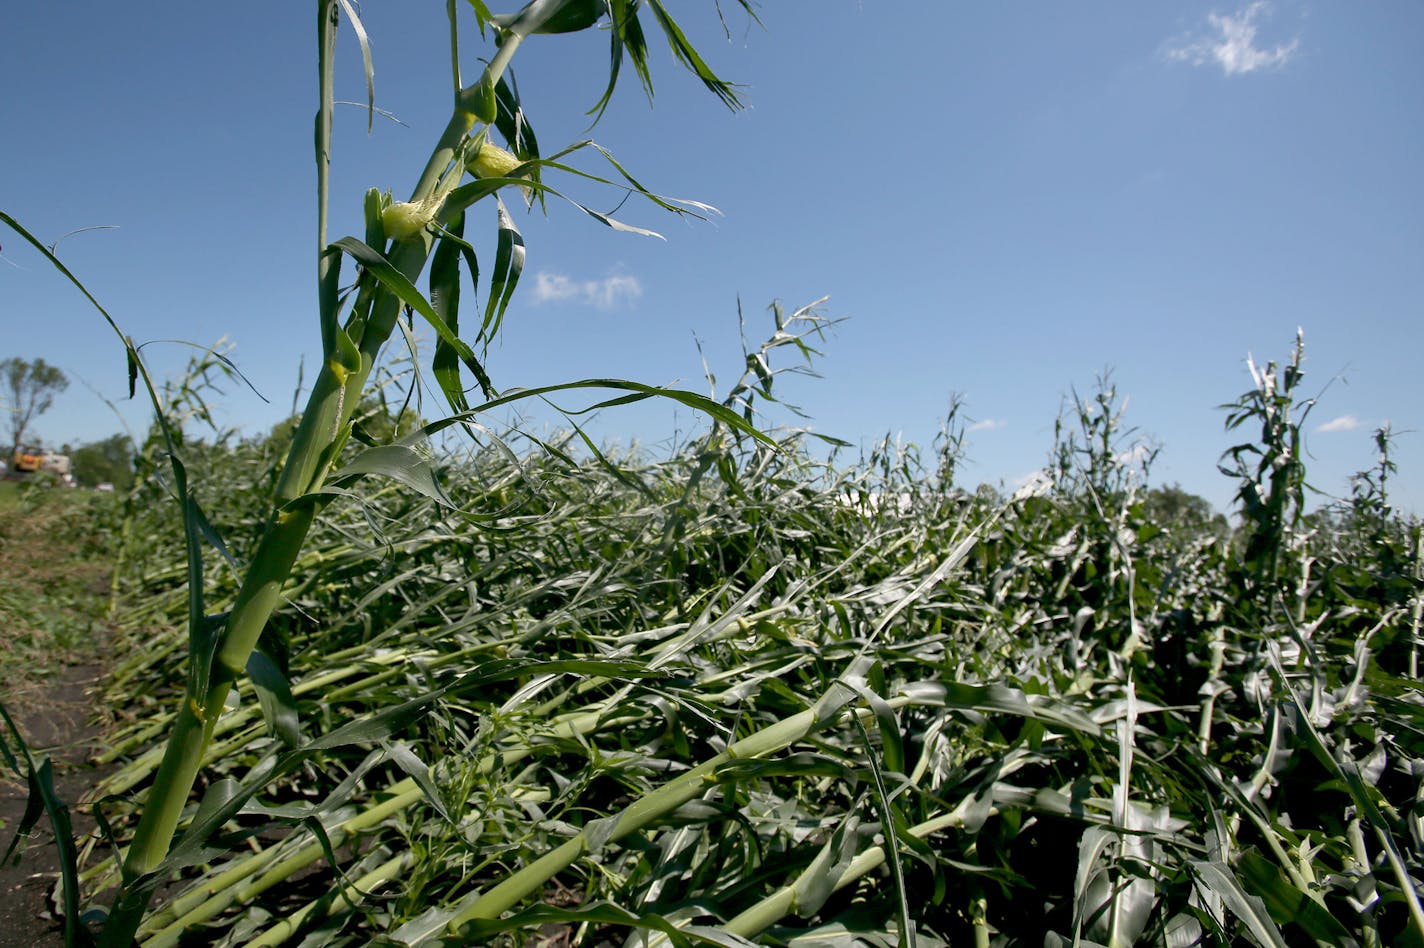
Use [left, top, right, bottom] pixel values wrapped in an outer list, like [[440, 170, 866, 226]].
[[1, 488, 118, 946], [0, 662, 110, 946]]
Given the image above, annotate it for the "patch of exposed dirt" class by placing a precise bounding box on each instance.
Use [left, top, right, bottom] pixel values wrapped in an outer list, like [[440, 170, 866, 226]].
[[0, 663, 110, 947], [1, 492, 117, 946]]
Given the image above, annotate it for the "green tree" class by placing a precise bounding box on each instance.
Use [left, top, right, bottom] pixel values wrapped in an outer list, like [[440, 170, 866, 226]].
[[3, 356, 68, 457], [71, 433, 136, 491], [1142, 482, 1230, 539]]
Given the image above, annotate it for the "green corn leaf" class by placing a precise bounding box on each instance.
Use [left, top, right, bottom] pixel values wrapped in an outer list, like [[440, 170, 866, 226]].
[[425, 377, 777, 448], [331, 235, 494, 407], [1190, 860, 1290, 948], [334, 0, 375, 133], [125, 340, 139, 398], [429, 217, 472, 413], [1164, 913, 1205, 948], [482, 195, 525, 344], [160, 776, 253, 874], [446, 146, 715, 236], [713, 752, 856, 784], [916, 681, 1104, 736], [31, 757, 85, 948], [589, 0, 651, 122], [457, 901, 760, 947], [464, 0, 495, 33], [328, 442, 456, 509], [1237, 849, 1359, 946], [190, 778, 242, 836], [644, 0, 744, 110], [165, 448, 220, 713], [849, 679, 905, 776], [0, 707, 48, 868], [385, 741, 453, 824], [566, 196, 666, 238], [297, 814, 365, 913], [853, 716, 915, 948], [547, 412, 654, 496], [246, 648, 302, 747], [156, 688, 457, 877], [494, 69, 540, 167], [585, 140, 720, 216], [790, 813, 867, 917], [509, 0, 606, 35], [1269, 657, 1424, 938], [190, 498, 239, 572]]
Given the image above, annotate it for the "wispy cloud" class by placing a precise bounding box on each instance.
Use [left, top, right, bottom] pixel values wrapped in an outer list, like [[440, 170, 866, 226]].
[[968, 418, 1006, 432], [1164, 2, 1299, 76], [1317, 414, 1361, 433], [531, 271, 643, 310]]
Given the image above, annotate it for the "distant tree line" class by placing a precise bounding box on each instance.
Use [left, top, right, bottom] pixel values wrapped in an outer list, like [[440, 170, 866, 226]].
[[69, 434, 136, 491]]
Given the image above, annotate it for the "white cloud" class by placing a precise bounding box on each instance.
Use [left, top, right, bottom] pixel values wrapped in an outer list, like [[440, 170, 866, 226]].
[[968, 418, 1006, 432], [1164, 2, 1299, 76], [531, 271, 643, 310], [1317, 414, 1361, 433]]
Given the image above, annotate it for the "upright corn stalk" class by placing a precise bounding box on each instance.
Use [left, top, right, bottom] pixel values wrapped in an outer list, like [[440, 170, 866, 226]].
[[1219, 332, 1314, 608], [80, 2, 758, 941]]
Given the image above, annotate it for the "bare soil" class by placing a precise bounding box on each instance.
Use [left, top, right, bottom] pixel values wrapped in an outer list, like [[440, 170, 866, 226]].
[[0, 665, 109, 947], [0, 490, 115, 946]]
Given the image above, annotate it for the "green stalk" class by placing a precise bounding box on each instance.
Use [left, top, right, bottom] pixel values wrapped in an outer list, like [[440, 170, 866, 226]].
[[103, 721, 265, 799], [97, 0, 739, 937], [244, 851, 415, 948], [1410, 529, 1421, 679], [1347, 820, 1383, 948], [106, 41, 515, 948], [141, 787, 424, 947], [140, 691, 646, 943], [444, 684, 863, 936], [972, 893, 991, 948], [106, 497, 136, 618], [717, 811, 968, 941], [118, 505, 319, 875], [1197, 627, 1227, 754]]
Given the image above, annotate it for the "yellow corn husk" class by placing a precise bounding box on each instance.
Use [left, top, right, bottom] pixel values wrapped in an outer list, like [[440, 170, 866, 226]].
[[381, 200, 435, 240], [468, 142, 533, 202], [469, 142, 524, 180]]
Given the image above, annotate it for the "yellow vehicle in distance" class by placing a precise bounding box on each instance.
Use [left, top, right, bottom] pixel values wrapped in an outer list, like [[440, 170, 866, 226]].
[[5, 446, 75, 485]]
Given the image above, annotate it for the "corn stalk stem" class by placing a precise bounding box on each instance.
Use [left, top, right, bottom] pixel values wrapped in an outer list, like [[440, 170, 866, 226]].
[[118, 503, 321, 888], [142, 692, 647, 943], [719, 811, 967, 942], [141, 787, 424, 947], [106, 33, 519, 943], [1410, 527, 1422, 680], [245, 851, 415, 948], [446, 686, 870, 936]]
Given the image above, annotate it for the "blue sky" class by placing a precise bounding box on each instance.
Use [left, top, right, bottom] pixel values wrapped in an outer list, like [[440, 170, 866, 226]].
[[3, 1, 1421, 515]]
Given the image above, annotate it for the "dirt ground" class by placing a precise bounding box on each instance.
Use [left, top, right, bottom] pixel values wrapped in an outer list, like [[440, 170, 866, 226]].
[[0, 662, 109, 947], [0, 488, 114, 946]]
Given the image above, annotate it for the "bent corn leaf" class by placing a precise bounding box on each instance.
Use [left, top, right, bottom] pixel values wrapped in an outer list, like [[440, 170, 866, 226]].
[[328, 443, 457, 509], [331, 236, 493, 408]]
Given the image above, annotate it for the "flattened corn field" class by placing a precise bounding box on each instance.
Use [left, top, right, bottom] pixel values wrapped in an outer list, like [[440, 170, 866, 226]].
[[2, 3, 1421, 946], [4, 331, 1423, 946]]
